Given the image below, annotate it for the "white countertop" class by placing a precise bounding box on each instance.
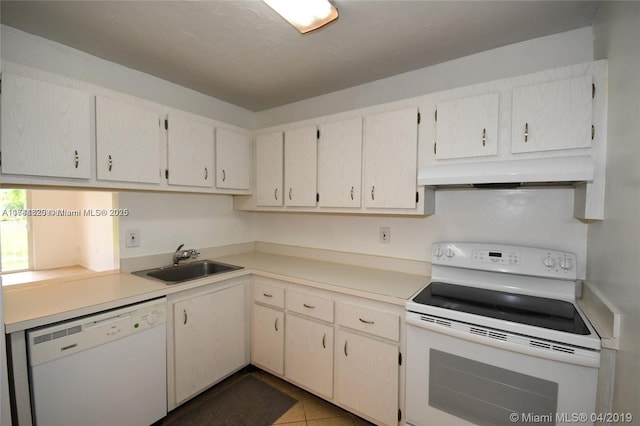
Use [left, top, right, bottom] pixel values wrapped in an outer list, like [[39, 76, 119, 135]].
[[3, 251, 429, 333]]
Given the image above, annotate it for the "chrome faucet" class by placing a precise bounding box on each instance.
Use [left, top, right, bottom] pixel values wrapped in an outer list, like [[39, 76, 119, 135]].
[[173, 244, 200, 266]]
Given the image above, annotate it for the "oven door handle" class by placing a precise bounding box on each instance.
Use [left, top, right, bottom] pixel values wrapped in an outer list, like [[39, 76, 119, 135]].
[[406, 314, 600, 368]]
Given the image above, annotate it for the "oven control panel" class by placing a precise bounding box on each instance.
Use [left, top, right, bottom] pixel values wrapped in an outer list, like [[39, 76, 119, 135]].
[[432, 243, 577, 279]]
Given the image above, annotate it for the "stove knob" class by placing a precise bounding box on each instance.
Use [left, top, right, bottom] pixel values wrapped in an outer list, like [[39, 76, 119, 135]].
[[543, 255, 556, 268], [559, 258, 574, 270], [445, 248, 455, 258]]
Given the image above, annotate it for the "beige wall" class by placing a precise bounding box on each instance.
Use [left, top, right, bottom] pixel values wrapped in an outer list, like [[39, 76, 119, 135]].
[[590, 1, 640, 417]]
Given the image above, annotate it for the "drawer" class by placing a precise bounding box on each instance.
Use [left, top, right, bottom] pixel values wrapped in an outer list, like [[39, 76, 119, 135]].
[[286, 290, 334, 323], [254, 281, 285, 308], [337, 303, 399, 341]]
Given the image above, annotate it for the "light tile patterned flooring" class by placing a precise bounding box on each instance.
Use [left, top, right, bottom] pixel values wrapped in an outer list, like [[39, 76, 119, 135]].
[[253, 370, 374, 426]]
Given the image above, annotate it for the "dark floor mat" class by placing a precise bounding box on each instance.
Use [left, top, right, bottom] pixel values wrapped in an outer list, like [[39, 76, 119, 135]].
[[161, 375, 298, 426]]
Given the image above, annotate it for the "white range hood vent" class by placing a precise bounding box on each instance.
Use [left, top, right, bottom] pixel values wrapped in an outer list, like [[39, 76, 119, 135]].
[[418, 156, 594, 188]]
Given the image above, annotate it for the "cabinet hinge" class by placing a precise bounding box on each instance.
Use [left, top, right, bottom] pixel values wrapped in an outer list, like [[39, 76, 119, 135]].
[[399, 351, 402, 366], [417, 112, 421, 124], [165, 169, 169, 179], [316, 193, 319, 202], [416, 192, 419, 203], [164, 119, 168, 130], [317, 129, 320, 139], [0, 151, 2, 168], [398, 409, 402, 422], [0, 78, 2, 94]]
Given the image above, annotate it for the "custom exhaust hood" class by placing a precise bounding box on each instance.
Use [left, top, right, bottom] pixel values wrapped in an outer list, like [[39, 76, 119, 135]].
[[417, 156, 594, 188]]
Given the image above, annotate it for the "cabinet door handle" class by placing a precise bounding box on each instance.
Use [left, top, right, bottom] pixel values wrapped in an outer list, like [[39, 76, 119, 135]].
[[74, 150, 79, 169], [344, 340, 348, 357], [322, 333, 326, 349], [482, 128, 486, 147], [303, 303, 316, 309], [204, 167, 208, 180], [359, 318, 375, 325], [524, 123, 529, 143], [222, 169, 226, 182], [289, 188, 293, 200], [108, 155, 113, 172], [263, 293, 273, 298], [274, 188, 278, 200], [183, 309, 188, 325], [274, 318, 279, 331], [350, 186, 354, 200], [371, 186, 375, 201]]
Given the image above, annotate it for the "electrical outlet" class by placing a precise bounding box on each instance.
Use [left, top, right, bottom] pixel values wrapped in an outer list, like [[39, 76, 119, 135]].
[[126, 229, 140, 248], [379, 227, 391, 244]]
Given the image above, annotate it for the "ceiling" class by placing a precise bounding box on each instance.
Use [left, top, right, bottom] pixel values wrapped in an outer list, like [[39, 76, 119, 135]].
[[1, 1, 601, 112]]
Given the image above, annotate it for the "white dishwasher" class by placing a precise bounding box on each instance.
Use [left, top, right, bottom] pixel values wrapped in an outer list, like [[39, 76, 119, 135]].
[[27, 298, 167, 426]]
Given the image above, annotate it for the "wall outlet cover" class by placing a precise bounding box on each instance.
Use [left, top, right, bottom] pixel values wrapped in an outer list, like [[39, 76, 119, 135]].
[[126, 229, 140, 248]]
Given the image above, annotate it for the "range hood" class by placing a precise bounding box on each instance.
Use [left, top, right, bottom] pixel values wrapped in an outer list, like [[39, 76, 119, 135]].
[[418, 156, 594, 187]]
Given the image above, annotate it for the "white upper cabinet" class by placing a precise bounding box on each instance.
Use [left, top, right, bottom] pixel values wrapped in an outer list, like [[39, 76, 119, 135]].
[[215, 128, 252, 190], [1, 74, 91, 179], [284, 125, 318, 207], [96, 96, 161, 184], [511, 75, 592, 154], [256, 132, 284, 206], [435, 93, 499, 160], [317, 118, 362, 208], [363, 107, 419, 209], [167, 113, 214, 188]]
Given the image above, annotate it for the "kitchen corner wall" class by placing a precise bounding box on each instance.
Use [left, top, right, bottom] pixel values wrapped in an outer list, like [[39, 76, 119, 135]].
[[589, 1, 640, 418]]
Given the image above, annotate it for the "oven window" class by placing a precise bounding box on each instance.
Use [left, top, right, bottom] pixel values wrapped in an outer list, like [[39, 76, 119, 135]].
[[430, 349, 558, 425], [412, 282, 591, 335]]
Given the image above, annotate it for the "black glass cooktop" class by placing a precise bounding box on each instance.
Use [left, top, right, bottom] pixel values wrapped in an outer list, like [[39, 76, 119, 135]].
[[412, 282, 590, 335]]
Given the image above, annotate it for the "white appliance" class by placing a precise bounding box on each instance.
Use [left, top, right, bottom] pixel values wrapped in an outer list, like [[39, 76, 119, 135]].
[[406, 243, 600, 426], [28, 298, 167, 426]]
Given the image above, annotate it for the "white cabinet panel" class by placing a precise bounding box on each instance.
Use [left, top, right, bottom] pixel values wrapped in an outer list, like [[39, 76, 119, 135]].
[[436, 93, 499, 159], [251, 303, 284, 376], [173, 284, 246, 404], [285, 126, 318, 207], [285, 314, 333, 399], [96, 96, 161, 184], [511, 76, 592, 153], [256, 132, 284, 206], [216, 128, 252, 190], [318, 118, 362, 207], [167, 114, 214, 187], [335, 330, 399, 426], [363, 108, 418, 209], [1, 74, 91, 179]]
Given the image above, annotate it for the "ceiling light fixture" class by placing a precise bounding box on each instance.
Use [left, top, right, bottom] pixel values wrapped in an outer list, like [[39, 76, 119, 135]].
[[263, 0, 339, 34]]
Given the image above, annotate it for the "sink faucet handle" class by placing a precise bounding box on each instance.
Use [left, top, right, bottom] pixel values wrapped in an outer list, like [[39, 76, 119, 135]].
[[189, 249, 200, 259], [175, 243, 185, 252]]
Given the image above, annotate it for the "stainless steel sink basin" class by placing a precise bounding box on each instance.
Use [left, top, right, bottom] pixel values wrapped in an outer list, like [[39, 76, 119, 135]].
[[133, 260, 243, 284]]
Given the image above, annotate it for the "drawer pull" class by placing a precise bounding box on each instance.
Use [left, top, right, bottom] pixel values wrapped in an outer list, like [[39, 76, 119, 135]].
[[274, 318, 279, 331], [322, 333, 326, 349], [359, 318, 375, 325], [303, 303, 316, 309], [262, 293, 273, 298]]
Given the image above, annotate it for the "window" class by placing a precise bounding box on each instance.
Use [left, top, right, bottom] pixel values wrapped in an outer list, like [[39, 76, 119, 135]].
[[0, 189, 30, 272]]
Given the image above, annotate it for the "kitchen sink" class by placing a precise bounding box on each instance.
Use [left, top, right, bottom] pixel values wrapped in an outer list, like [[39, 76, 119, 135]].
[[133, 260, 243, 284]]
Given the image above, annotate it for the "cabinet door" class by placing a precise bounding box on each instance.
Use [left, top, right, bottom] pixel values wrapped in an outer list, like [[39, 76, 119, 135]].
[[96, 96, 161, 184], [256, 132, 284, 206], [173, 284, 246, 404], [285, 314, 333, 399], [363, 108, 418, 209], [436, 93, 499, 159], [251, 304, 284, 375], [1, 74, 91, 179], [335, 330, 398, 425], [167, 114, 214, 187], [285, 126, 318, 207], [511, 76, 592, 153], [317, 118, 362, 207], [216, 128, 252, 190]]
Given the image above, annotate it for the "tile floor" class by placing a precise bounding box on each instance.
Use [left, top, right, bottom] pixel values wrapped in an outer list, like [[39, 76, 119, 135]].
[[253, 370, 374, 426]]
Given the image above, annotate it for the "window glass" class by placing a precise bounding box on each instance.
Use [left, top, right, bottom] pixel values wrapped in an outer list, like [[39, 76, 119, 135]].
[[1, 189, 30, 272]]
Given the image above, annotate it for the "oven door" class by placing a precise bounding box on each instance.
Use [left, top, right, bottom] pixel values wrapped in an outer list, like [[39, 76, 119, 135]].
[[406, 312, 599, 426]]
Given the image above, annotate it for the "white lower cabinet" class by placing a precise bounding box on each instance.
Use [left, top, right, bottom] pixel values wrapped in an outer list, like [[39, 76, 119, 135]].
[[285, 314, 334, 399], [252, 303, 285, 375], [171, 280, 248, 406], [335, 329, 399, 426]]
